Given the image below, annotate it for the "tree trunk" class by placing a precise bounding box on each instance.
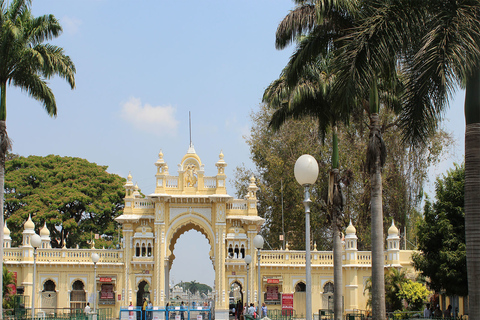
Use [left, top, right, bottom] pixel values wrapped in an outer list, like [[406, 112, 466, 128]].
[[465, 69, 480, 320], [370, 115, 386, 320]]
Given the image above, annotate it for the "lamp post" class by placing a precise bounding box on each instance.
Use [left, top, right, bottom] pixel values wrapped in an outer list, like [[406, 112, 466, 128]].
[[294, 154, 319, 320], [244, 255, 252, 307], [253, 235, 264, 313], [31, 234, 42, 320], [91, 252, 100, 316]]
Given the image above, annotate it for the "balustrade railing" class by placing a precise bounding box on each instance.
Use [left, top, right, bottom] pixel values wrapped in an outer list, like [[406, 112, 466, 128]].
[[203, 177, 217, 188], [134, 200, 154, 209], [3, 248, 123, 263], [166, 176, 178, 188], [226, 200, 248, 211]]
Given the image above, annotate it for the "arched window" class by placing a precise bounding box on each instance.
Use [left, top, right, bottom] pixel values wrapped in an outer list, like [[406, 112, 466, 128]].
[[323, 282, 334, 293], [234, 245, 239, 259], [147, 243, 152, 257], [70, 280, 86, 310], [240, 245, 245, 259], [228, 245, 234, 259], [142, 243, 146, 257], [136, 243, 140, 257], [43, 280, 56, 292], [295, 282, 306, 292]]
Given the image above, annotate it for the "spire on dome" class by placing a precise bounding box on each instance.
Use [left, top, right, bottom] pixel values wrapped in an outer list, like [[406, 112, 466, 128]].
[[388, 220, 399, 236], [187, 142, 196, 154], [125, 172, 134, 187], [346, 220, 356, 235], [4, 221, 10, 236], [24, 214, 35, 230], [40, 222, 50, 236]]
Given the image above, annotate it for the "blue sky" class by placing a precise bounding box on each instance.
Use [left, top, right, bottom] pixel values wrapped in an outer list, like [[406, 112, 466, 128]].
[[7, 1, 465, 289]]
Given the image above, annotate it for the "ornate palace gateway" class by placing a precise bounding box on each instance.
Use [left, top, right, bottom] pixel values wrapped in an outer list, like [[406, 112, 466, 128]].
[[3, 145, 438, 319]]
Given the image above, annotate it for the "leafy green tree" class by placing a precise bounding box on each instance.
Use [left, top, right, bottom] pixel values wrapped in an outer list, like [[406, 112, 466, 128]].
[[384, 268, 408, 312], [2, 265, 15, 309], [412, 163, 466, 297], [397, 280, 431, 312], [4, 155, 124, 248], [0, 0, 75, 315]]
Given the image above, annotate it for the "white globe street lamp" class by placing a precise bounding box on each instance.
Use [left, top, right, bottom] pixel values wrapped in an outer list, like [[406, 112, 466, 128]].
[[294, 154, 319, 320], [91, 252, 100, 316], [253, 235, 264, 313], [31, 234, 42, 320], [244, 255, 252, 307]]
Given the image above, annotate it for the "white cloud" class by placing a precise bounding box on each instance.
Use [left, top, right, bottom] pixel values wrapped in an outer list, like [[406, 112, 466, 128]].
[[120, 97, 179, 136], [61, 16, 82, 35]]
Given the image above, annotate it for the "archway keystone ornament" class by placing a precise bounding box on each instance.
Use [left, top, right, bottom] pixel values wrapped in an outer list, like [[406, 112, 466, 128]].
[[115, 146, 264, 320]]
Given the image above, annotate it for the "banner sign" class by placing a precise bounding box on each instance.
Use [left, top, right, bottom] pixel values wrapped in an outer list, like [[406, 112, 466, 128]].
[[282, 293, 294, 310], [267, 279, 280, 284]]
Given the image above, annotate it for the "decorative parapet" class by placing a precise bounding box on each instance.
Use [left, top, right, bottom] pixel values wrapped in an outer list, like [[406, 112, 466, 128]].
[[3, 248, 124, 264], [230, 249, 413, 268]]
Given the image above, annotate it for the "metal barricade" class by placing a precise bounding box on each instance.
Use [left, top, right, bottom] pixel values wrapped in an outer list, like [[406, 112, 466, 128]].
[[146, 307, 166, 320], [120, 306, 210, 320], [119, 307, 142, 320], [188, 307, 211, 320]]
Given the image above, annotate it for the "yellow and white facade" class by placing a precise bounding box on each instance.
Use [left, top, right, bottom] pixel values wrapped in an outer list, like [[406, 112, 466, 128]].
[[3, 146, 422, 319]]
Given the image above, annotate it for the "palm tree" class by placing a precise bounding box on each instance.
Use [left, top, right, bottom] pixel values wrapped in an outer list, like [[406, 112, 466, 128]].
[[272, 2, 397, 318], [263, 55, 347, 320], [331, 0, 480, 315], [0, 0, 75, 316]]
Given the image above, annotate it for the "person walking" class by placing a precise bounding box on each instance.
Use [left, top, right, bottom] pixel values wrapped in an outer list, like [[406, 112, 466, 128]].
[[423, 303, 431, 318], [261, 303, 267, 318], [84, 302, 91, 315], [142, 298, 148, 320]]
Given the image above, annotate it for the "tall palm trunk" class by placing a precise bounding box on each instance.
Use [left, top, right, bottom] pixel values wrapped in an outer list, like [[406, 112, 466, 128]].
[[464, 69, 480, 318], [367, 80, 386, 320], [370, 145, 385, 320], [330, 129, 343, 320]]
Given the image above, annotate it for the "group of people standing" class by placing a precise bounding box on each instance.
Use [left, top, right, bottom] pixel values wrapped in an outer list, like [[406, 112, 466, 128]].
[[235, 301, 267, 320], [423, 303, 454, 319]]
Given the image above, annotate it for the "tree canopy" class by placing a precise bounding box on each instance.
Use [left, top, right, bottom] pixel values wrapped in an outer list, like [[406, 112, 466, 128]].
[[412, 163, 467, 297], [235, 104, 451, 251], [4, 155, 125, 248]]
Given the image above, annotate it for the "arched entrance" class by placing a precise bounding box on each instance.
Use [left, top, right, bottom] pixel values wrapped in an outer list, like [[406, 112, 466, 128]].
[[136, 281, 150, 307], [294, 282, 306, 317], [116, 147, 264, 320], [41, 280, 57, 309]]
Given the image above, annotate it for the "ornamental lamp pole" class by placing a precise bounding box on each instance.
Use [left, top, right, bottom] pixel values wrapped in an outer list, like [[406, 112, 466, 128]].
[[294, 154, 319, 320], [31, 234, 42, 320], [244, 255, 252, 307], [253, 235, 264, 314], [91, 252, 100, 316]]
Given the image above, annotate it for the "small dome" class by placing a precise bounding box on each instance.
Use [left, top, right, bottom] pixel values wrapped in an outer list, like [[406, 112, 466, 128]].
[[40, 222, 50, 236], [4, 221, 10, 236], [388, 220, 399, 235], [24, 215, 35, 230], [346, 220, 356, 235]]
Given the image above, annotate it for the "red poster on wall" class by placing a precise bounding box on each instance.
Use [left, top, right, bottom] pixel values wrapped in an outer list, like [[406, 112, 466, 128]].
[[266, 286, 279, 300], [281, 293, 294, 310]]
